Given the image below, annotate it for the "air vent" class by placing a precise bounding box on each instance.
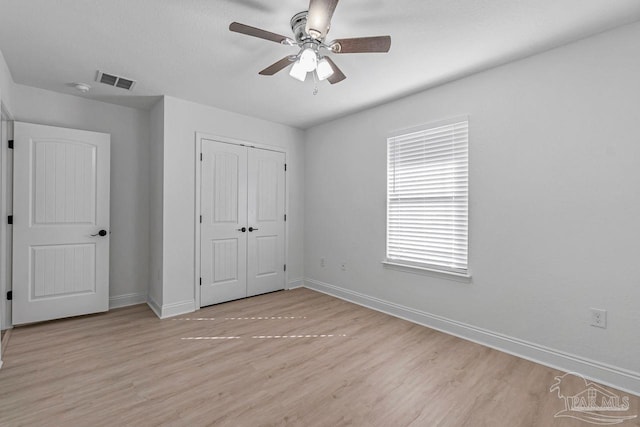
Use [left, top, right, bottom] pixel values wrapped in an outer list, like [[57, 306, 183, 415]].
[[96, 70, 136, 91]]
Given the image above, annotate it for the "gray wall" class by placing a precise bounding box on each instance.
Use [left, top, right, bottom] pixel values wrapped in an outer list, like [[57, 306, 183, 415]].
[[304, 22, 640, 380], [0, 51, 13, 112], [148, 98, 164, 308]]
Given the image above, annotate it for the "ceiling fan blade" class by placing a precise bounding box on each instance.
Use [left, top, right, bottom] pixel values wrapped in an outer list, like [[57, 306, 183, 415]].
[[331, 36, 391, 54], [229, 22, 291, 44], [259, 57, 294, 76], [306, 0, 339, 40], [324, 57, 346, 84]]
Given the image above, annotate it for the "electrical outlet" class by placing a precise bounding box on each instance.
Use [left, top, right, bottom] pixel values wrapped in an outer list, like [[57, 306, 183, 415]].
[[340, 262, 347, 271], [590, 308, 607, 329], [320, 258, 325, 268]]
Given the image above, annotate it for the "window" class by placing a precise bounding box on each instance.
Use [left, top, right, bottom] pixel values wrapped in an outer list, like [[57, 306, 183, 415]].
[[386, 118, 469, 275]]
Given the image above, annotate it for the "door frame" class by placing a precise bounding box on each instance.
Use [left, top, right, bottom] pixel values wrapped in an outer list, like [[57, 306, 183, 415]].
[[0, 103, 13, 332], [193, 133, 289, 310]]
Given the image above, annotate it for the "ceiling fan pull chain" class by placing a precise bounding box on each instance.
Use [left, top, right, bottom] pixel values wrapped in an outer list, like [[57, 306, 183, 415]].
[[313, 70, 319, 96]]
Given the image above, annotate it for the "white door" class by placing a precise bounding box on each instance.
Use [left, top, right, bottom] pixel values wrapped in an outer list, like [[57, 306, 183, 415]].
[[200, 140, 248, 306], [247, 148, 286, 296], [200, 140, 285, 307], [12, 122, 110, 325]]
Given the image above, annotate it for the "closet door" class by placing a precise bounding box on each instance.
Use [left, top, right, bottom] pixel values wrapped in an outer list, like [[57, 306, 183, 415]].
[[200, 140, 248, 306], [247, 148, 286, 297]]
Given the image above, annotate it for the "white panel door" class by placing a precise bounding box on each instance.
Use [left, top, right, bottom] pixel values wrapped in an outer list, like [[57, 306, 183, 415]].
[[247, 148, 286, 297], [12, 122, 110, 325], [200, 140, 248, 306]]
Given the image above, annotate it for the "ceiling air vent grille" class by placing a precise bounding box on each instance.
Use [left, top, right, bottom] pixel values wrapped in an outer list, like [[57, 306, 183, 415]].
[[96, 71, 136, 91]]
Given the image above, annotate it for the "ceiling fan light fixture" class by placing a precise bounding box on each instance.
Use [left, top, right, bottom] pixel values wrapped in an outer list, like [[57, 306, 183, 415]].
[[289, 60, 307, 82], [299, 48, 318, 72], [316, 58, 334, 81]]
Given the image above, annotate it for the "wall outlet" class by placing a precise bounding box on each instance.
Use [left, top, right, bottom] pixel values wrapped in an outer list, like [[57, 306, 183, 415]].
[[320, 258, 325, 268], [340, 262, 347, 271], [590, 308, 607, 329]]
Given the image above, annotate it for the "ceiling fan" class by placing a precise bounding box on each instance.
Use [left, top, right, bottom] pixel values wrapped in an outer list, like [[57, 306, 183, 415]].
[[229, 0, 391, 85]]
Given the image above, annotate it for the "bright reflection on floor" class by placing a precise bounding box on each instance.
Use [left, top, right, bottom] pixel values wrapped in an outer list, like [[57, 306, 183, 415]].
[[181, 336, 241, 340], [181, 334, 347, 341], [252, 334, 347, 339], [177, 314, 345, 342], [173, 316, 308, 321], [225, 316, 307, 320]]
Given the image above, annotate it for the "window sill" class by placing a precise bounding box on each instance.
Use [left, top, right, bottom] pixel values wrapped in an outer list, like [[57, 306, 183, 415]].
[[381, 260, 472, 283]]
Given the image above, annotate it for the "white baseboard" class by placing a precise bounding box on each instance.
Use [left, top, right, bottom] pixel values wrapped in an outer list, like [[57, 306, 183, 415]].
[[287, 278, 304, 290], [159, 299, 196, 319], [304, 278, 640, 397], [146, 295, 194, 319], [147, 296, 162, 319], [109, 293, 147, 309]]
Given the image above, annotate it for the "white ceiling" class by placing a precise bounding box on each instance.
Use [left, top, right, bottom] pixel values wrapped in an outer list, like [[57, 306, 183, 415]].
[[1, 0, 639, 129]]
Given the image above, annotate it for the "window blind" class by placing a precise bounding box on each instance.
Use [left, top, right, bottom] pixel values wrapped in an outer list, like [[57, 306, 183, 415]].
[[386, 119, 468, 273]]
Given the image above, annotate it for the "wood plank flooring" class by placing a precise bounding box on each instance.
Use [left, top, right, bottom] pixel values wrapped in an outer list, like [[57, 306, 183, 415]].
[[0, 288, 638, 426]]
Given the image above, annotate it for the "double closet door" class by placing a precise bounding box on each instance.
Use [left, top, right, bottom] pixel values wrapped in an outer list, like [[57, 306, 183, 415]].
[[200, 139, 286, 307]]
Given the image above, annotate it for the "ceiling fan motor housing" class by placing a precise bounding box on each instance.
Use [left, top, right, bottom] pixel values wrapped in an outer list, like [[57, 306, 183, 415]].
[[291, 11, 312, 43]]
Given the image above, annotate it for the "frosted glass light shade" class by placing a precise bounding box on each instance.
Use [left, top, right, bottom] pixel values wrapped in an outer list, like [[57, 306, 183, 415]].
[[299, 48, 317, 72], [316, 58, 334, 81], [289, 60, 307, 82]]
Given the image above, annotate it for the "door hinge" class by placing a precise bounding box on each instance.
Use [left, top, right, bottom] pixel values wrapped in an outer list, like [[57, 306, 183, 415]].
[[200, 215, 202, 223], [8, 139, 14, 149], [200, 153, 203, 161], [284, 214, 287, 222], [7, 215, 13, 225], [199, 277, 202, 286], [284, 264, 286, 272], [284, 163, 287, 171], [6, 291, 12, 301]]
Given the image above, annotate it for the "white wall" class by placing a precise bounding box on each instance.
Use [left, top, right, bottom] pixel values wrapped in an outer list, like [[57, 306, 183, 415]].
[[148, 98, 164, 311], [304, 22, 640, 392], [0, 51, 13, 112], [158, 96, 305, 314], [11, 84, 150, 308]]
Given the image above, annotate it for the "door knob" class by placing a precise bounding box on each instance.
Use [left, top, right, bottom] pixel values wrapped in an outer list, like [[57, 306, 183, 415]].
[[248, 227, 259, 232], [91, 229, 108, 237], [237, 227, 247, 232]]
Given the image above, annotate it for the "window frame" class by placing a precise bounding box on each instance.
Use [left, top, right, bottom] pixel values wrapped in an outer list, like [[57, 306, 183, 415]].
[[383, 116, 471, 279]]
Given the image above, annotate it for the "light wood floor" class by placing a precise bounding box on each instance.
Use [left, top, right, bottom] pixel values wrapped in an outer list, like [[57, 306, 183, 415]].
[[0, 288, 638, 426]]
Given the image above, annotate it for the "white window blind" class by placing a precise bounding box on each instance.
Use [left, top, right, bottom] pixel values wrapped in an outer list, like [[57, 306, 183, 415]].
[[386, 119, 469, 274]]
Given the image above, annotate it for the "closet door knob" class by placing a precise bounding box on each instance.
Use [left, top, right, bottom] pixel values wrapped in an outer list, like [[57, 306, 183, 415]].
[[248, 227, 259, 232], [237, 227, 247, 232]]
